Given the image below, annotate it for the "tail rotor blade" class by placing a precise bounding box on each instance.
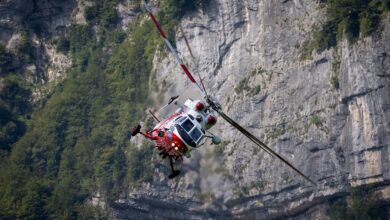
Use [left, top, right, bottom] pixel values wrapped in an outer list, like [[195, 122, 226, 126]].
[[214, 108, 317, 186]]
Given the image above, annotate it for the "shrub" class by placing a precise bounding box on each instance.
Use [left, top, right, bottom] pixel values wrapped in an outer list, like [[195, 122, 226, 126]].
[[301, 0, 389, 59], [310, 115, 323, 127], [56, 37, 70, 53], [328, 186, 388, 220], [84, 5, 99, 23], [0, 44, 13, 74], [0, 75, 31, 152], [68, 25, 93, 53], [84, 0, 119, 27], [268, 127, 285, 140], [331, 75, 340, 89], [299, 40, 316, 60], [16, 32, 33, 62], [197, 192, 215, 202], [127, 145, 154, 183], [235, 77, 250, 94]]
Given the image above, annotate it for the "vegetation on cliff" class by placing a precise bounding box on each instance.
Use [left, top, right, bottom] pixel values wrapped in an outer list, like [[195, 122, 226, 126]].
[[300, 0, 390, 60], [328, 185, 388, 220], [0, 0, 206, 218]]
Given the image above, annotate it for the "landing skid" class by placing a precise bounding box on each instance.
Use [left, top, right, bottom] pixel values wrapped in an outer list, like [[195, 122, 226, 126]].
[[168, 157, 181, 179], [168, 170, 181, 179]]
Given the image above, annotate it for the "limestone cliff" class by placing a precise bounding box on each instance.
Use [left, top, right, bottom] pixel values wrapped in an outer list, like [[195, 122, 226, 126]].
[[0, 0, 76, 84], [112, 0, 390, 219], [1, 0, 389, 219]]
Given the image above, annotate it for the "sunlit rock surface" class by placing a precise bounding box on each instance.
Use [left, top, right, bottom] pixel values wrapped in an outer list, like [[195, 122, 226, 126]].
[[112, 0, 390, 219], [1, 0, 389, 219]]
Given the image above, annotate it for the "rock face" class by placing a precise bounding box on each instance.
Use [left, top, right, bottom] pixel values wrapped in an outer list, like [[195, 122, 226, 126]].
[[1, 0, 389, 219], [0, 0, 76, 42], [111, 0, 390, 219], [0, 0, 74, 84]]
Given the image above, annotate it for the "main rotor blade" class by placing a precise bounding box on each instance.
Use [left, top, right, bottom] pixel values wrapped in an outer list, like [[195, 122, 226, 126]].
[[143, 0, 206, 97], [178, 24, 209, 97], [214, 108, 317, 186], [179, 24, 195, 59]]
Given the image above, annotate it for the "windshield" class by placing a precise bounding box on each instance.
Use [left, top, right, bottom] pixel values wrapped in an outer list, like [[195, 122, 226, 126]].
[[182, 119, 194, 132], [190, 128, 202, 143], [175, 124, 196, 147]]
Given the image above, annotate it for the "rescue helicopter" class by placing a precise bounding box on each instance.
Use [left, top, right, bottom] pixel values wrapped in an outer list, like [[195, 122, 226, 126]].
[[131, 1, 316, 185]]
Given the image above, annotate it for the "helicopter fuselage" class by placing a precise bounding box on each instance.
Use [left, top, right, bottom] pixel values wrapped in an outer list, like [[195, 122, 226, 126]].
[[143, 99, 217, 159]]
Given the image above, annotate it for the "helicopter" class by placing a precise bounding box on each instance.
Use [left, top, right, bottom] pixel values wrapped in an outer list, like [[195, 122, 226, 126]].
[[131, 1, 316, 184]]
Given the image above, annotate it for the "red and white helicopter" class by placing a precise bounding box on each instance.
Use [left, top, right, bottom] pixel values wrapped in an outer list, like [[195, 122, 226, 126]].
[[131, 1, 316, 184]]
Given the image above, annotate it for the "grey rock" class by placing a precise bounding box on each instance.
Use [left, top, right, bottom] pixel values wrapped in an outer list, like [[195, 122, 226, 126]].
[[2, 0, 389, 218], [112, 0, 390, 219]]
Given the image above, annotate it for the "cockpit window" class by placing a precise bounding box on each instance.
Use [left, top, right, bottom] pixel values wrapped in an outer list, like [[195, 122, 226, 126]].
[[190, 128, 202, 143], [182, 119, 194, 132], [175, 124, 196, 147]]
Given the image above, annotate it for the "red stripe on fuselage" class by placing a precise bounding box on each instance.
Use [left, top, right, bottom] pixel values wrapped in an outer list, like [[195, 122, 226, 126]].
[[180, 64, 196, 83], [148, 13, 167, 39]]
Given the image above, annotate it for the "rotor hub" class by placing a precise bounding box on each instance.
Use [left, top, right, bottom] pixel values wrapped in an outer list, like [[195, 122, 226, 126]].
[[205, 95, 221, 111]]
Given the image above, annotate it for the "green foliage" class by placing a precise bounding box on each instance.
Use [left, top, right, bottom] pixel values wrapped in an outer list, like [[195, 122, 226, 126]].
[[348, 186, 388, 220], [68, 25, 93, 54], [157, 0, 209, 42], [360, 11, 379, 36], [331, 75, 340, 89], [0, 75, 31, 152], [310, 115, 323, 127], [299, 40, 316, 60], [95, 147, 128, 201], [249, 85, 261, 96], [85, 5, 99, 22], [110, 29, 127, 44], [330, 56, 341, 89], [235, 76, 251, 94], [236, 181, 266, 197], [18, 32, 31, 53], [268, 127, 286, 140], [235, 71, 261, 96], [56, 37, 70, 54], [300, 0, 389, 59], [85, 0, 121, 27], [384, 0, 390, 11], [0, 1, 203, 218], [76, 204, 108, 220], [328, 186, 388, 220], [329, 199, 348, 220], [0, 15, 160, 218], [160, 0, 206, 20], [197, 191, 215, 202], [16, 31, 33, 62], [17, 177, 50, 219], [0, 44, 13, 74], [127, 145, 154, 184], [299, 21, 338, 60]]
